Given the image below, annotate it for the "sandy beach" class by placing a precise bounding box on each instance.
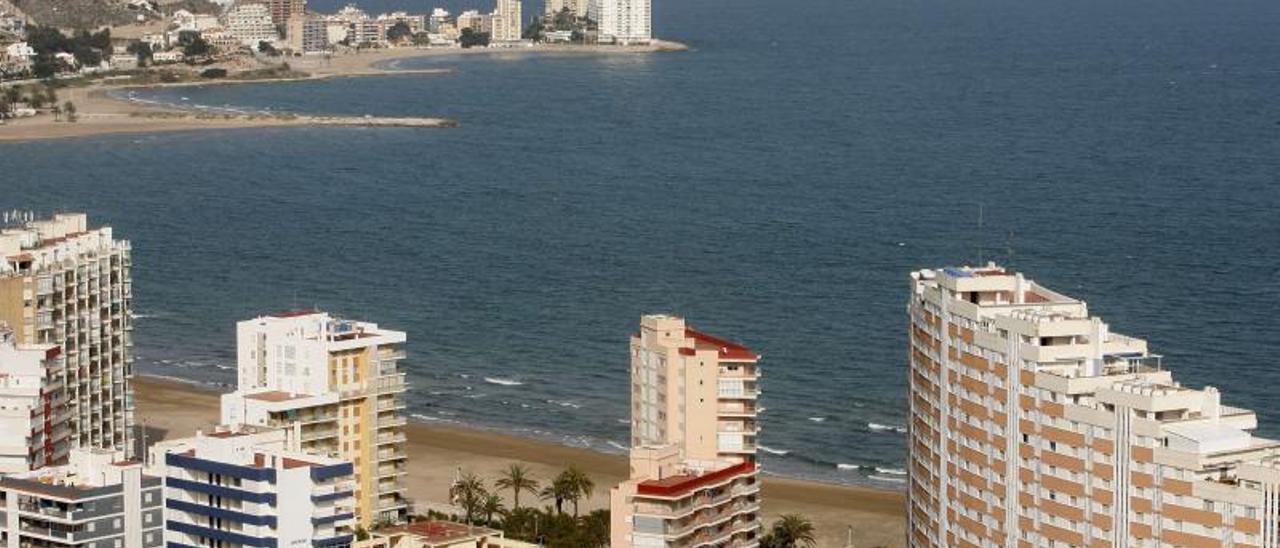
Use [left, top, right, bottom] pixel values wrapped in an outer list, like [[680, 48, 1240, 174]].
[[135, 376, 905, 547], [0, 41, 687, 143]]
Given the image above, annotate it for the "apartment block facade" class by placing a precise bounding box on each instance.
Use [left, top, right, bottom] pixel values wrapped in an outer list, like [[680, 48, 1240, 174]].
[[221, 312, 409, 527], [611, 315, 761, 548], [591, 0, 651, 45], [908, 265, 1280, 547], [0, 326, 68, 472], [151, 426, 356, 548], [490, 0, 522, 43], [0, 213, 133, 456], [0, 447, 164, 548]]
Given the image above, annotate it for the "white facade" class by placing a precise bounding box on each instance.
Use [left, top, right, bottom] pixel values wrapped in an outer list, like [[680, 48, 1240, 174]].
[[490, 0, 522, 43], [222, 3, 278, 46], [0, 448, 164, 548], [0, 329, 65, 473], [0, 213, 134, 456], [592, 0, 651, 45], [151, 426, 356, 548]]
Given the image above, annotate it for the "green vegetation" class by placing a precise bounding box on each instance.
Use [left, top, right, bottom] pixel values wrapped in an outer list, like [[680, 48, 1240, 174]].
[[23, 25, 112, 78], [257, 41, 280, 57], [178, 31, 213, 58], [386, 21, 412, 43], [424, 465, 608, 547], [127, 41, 153, 67], [760, 514, 818, 548], [459, 28, 490, 49]]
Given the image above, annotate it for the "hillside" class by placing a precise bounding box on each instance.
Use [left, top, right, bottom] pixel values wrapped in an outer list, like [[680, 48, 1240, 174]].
[[10, 0, 220, 30]]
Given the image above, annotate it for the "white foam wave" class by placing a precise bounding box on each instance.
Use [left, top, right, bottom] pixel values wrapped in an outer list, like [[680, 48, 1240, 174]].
[[484, 377, 524, 386], [758, 445, 790, 456], [868, 422, 907, 434], [876, 467, 907, 476], [546, 399, 581, 409], [836, 463, 862, 471], [606, 440, 628, 452], [808, 417, 826, 423], [869, 474, 907, 483]]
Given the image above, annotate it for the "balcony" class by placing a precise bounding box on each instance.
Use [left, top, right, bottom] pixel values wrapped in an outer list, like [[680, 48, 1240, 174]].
[[717, 403, 757, 417], [375, 432, 407, 446], [377, 415, 407, 428], [300, 427, 339, 442]]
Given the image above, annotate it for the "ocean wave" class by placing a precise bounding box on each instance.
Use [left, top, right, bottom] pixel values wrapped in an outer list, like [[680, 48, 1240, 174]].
[[606, 440, 628, 452], [808, 417, 826, 423], [868, 422, 907, 434], [758, 445, 790, 456], [835, 463, 863, 471], [869, 474, 907, 483], [484, 377, 524, 386], [546, 399, 581, 409], [876, 467, 907, 476]]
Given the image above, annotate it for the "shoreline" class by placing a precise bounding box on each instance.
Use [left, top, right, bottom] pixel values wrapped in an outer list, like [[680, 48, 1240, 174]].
[[136, 374, 905, 547], [0, 41, 689, 144]]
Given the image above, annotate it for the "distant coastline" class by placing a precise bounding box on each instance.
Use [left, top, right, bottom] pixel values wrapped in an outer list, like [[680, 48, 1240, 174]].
[[0, 41, 688, 143]]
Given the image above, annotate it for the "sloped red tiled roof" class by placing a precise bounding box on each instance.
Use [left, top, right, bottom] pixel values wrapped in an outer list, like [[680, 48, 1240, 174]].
[[685, 328, 758, 361]]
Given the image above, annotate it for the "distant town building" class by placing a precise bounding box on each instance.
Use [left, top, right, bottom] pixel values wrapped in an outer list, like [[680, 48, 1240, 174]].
[[287, 14, 330, 53], [545, 0, 589, 18], [265, 0, 307, 27], [428, 8, 450, 33], [490, 0, 522, 43], [222, 2, 278, 46], [220, 312, 409, 527], [0, 326, 66, 473], [0, 447, 164, 547], [151, 50, 185, 63], [172, 9, 220, 32], [150, 425, 356, 548], [592, 0, 651, 45], [610, 315, 762, 547], [0, 213, 134, 457], [456, 10, 492, 35], [907, 265, 1280, 547]]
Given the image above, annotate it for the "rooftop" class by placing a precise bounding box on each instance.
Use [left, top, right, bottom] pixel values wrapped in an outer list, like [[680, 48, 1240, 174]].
[[637, 460, 755, 497], [684, 328, 758, 361], [379, 520, 500, 544]]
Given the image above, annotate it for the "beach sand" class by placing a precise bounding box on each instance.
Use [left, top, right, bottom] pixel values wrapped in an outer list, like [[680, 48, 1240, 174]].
[[0, 42, 687, 144], [135, 376, 904, 547]]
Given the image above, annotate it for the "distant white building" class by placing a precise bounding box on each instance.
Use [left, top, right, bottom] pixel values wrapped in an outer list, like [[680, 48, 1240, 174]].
[[172, 9, 220, 32], [456, 10, 491, 34], [592, 0, 651, 45], [222, 2, 278, 46], [490, 0, 522, 43], [0, 328, 66, 473], [151, 50, 185, 63], [4, 41, 33, 61], [429, 8, 450, 33]]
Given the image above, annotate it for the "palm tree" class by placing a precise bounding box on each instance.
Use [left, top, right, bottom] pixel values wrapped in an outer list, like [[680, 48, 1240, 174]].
[[63, 101, 77, 123], [494, 464, 540, 510], [563, 466, 594, 517], [449, 471, 487, 524], [539, 475, 573, 515], [480, 492, 505, 524], [51, 104, 61, 122], [762, 514, 817, 548]]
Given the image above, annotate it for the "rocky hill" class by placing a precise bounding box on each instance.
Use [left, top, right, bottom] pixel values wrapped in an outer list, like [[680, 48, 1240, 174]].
[[9, 0, 220, 30]]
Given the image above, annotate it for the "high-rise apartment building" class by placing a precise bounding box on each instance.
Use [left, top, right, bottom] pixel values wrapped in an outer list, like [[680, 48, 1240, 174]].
[[220, 312, 409, 527], [223, 2, 279, 46], [908, 264, 1280, 547], [591, 0, 650, 45], [151, 425, 356, 548], [0, 326, 68, 472], [490, 0, 522, 43], [265, 0, 306, 27], [610, 315, 762, 547], [0, 213, 133, 456], [0, 447, 164, 548]]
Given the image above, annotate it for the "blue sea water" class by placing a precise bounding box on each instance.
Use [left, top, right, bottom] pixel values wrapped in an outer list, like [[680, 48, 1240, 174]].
[[4, 0, 1280, 487]]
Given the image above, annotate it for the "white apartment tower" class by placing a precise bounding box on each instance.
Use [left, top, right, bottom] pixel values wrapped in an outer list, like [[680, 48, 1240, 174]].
[[610, 315, 762, 547], [490, 0, 523, 43], [0, 213, 134, 457], [592, 0, 651, 45], [0, 326, 68, 472], [220, 311, 409, 527]]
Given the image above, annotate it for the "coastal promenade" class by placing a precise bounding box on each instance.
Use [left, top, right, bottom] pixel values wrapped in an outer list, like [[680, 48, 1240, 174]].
[[136, 375, 906, 548], [0, 41, 688, 143]]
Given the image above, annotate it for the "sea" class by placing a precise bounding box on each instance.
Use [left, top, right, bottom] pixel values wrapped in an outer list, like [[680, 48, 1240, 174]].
[[3, 0, 1280, 488]]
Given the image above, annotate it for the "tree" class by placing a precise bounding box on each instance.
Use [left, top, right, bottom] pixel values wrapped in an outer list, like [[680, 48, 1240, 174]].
[[62, 101, 77, 123], [495, 464, 540, 511], [760, 514, 817, 548], [562, 466, 594, 517], [2, 87, 20, 106], [353, 525, 369, 541], [539, 475, 572, 515], [183, 36, 212, 58], [386, 21, 412, 43], [128, 41, 154, 66], [449, 472, 487, 524], [51, 103, 61, 122], [580, 509, 610, 547], [459, 28, 490, 49], [257, 41, 279, 56], [480, 492, 505, 524]]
